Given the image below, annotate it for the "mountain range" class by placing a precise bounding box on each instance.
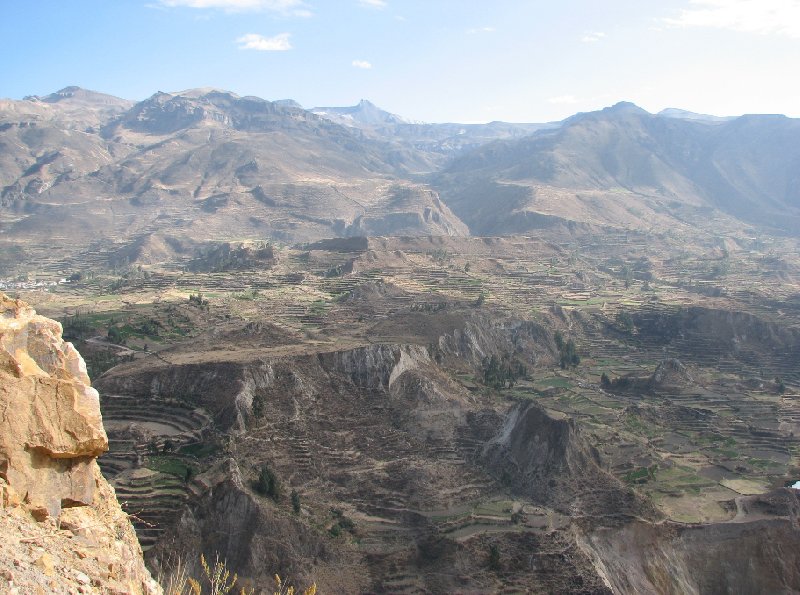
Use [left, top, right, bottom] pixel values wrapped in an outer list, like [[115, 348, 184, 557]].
[[1, 86, 799, 271], [435, 101, 800, 236]]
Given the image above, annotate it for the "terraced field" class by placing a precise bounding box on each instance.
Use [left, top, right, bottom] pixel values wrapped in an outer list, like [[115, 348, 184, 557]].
[[13, 231, 800, 591], [99, 394, 214, 550]]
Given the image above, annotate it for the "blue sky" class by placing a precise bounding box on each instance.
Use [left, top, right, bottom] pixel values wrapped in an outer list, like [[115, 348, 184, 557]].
[[2, 0, 799, 122]]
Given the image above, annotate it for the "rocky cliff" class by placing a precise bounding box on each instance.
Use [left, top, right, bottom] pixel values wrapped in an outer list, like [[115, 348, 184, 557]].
[[0, 292, 160, 594]]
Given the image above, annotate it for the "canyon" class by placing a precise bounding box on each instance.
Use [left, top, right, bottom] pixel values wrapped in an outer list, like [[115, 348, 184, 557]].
[[2, 87, 800, 593]]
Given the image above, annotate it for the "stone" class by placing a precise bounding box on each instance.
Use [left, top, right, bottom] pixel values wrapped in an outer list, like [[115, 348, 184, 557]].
[[1, 479, 21, 508], [0, 293, 162, 594], [29, 506, 50, 522], [0, 293, 108, 519], [33, 552, 56, 576]]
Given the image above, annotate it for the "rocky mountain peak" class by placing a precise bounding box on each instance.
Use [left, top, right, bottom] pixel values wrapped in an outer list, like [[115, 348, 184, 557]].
[[658, 107, 734, 122], [273, 98, 304, 109], [609, 100, 644, 111], [32, 86, 133, 109]]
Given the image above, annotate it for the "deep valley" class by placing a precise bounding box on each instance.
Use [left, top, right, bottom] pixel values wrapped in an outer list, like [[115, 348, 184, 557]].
[[3, 86, 800, 594]]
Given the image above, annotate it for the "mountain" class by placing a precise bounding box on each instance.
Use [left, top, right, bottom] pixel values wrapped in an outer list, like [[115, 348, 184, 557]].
[[312, 99, 553, 159], [657, 108, 736, 123], [3, 85, 134, 130], [0, 88, 465, 268], [313, 99, 416, 127], [3, 88, 800, 275], [434, 102, 800, 235], [32, 85, 134, 109]]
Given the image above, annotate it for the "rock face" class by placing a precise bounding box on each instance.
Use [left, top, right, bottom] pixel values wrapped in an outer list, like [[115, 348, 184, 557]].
[[584, 490, 800, 594], [0, 293, 107, 518], [0, 292, 160, 594], [483, 402, 654, 522]]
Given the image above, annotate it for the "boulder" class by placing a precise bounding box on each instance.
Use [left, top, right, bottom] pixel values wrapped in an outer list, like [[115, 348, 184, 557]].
[[0, 293, 160, 594], [0, 293, 107, 518]]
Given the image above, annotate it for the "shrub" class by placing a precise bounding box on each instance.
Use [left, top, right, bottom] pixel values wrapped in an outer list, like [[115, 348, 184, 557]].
[[554, 330, 564, 351], [616, 311, 634, 333], [558, 338, 580, 369], [487, 544, 501, 571], [162, 554, 316, 595], [251, 392, 267, 419], [255, 465, 281, 501]]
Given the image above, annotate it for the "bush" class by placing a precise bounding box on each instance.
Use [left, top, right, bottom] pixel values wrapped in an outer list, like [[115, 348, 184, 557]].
[[480, 353, 528, 389], [558, 338, 580, 369], [616, 311, 634, 333], [255, 465, 281, 501], [487, 544, 501, 572], [329, 508, 355, 536], [554, 330, 564, 351], [251, 392, 267, 419], [162, 554, 316, 595]]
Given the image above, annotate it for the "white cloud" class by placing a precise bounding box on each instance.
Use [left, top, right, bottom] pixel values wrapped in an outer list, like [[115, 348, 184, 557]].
[[158, 0, 310, 15], [467, 26, 496, 34], [352, 60, 373, 69], [548, 95, 580, 105], [665, 0, 800, 37], [581, 31, 606, 43], [359, 0, 387, 7], [236, 32, 292, 51]]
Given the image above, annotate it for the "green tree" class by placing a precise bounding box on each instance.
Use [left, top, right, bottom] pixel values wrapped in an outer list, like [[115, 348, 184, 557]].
[[558, 338, 580, 369], [487, 544, 501, 572], [554, 330, 564, 350], [255, 465, 281, 501], [617, 311, 634, 333]]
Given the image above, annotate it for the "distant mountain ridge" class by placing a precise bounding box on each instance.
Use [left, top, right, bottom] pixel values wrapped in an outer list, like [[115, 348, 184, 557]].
[[313, 99, 419, 127], [26, 85, 134, 109], [311, 99, 553, 159], [0, 87, 466, 267], [657, 108, 736, 123], [434, 101, 800, 236], [1, 87, 799, 273]]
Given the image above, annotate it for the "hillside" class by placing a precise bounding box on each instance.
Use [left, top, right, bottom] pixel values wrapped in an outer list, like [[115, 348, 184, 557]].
[[15, 230, 799, 593], [0, 87, 466, 273], [4, 90, 800, 279], [434, 102, 800, 236], [312, 99, 551, 160]]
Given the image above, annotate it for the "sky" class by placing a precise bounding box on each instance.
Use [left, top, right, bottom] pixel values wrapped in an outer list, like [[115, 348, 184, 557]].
[[2, 0, 799, 123]]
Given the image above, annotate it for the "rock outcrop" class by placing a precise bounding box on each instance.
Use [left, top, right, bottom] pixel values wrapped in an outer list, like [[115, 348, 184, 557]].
[[584, 490, 800, 594], [483, 402, 655, 523], [0, 292, 160, 594]]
